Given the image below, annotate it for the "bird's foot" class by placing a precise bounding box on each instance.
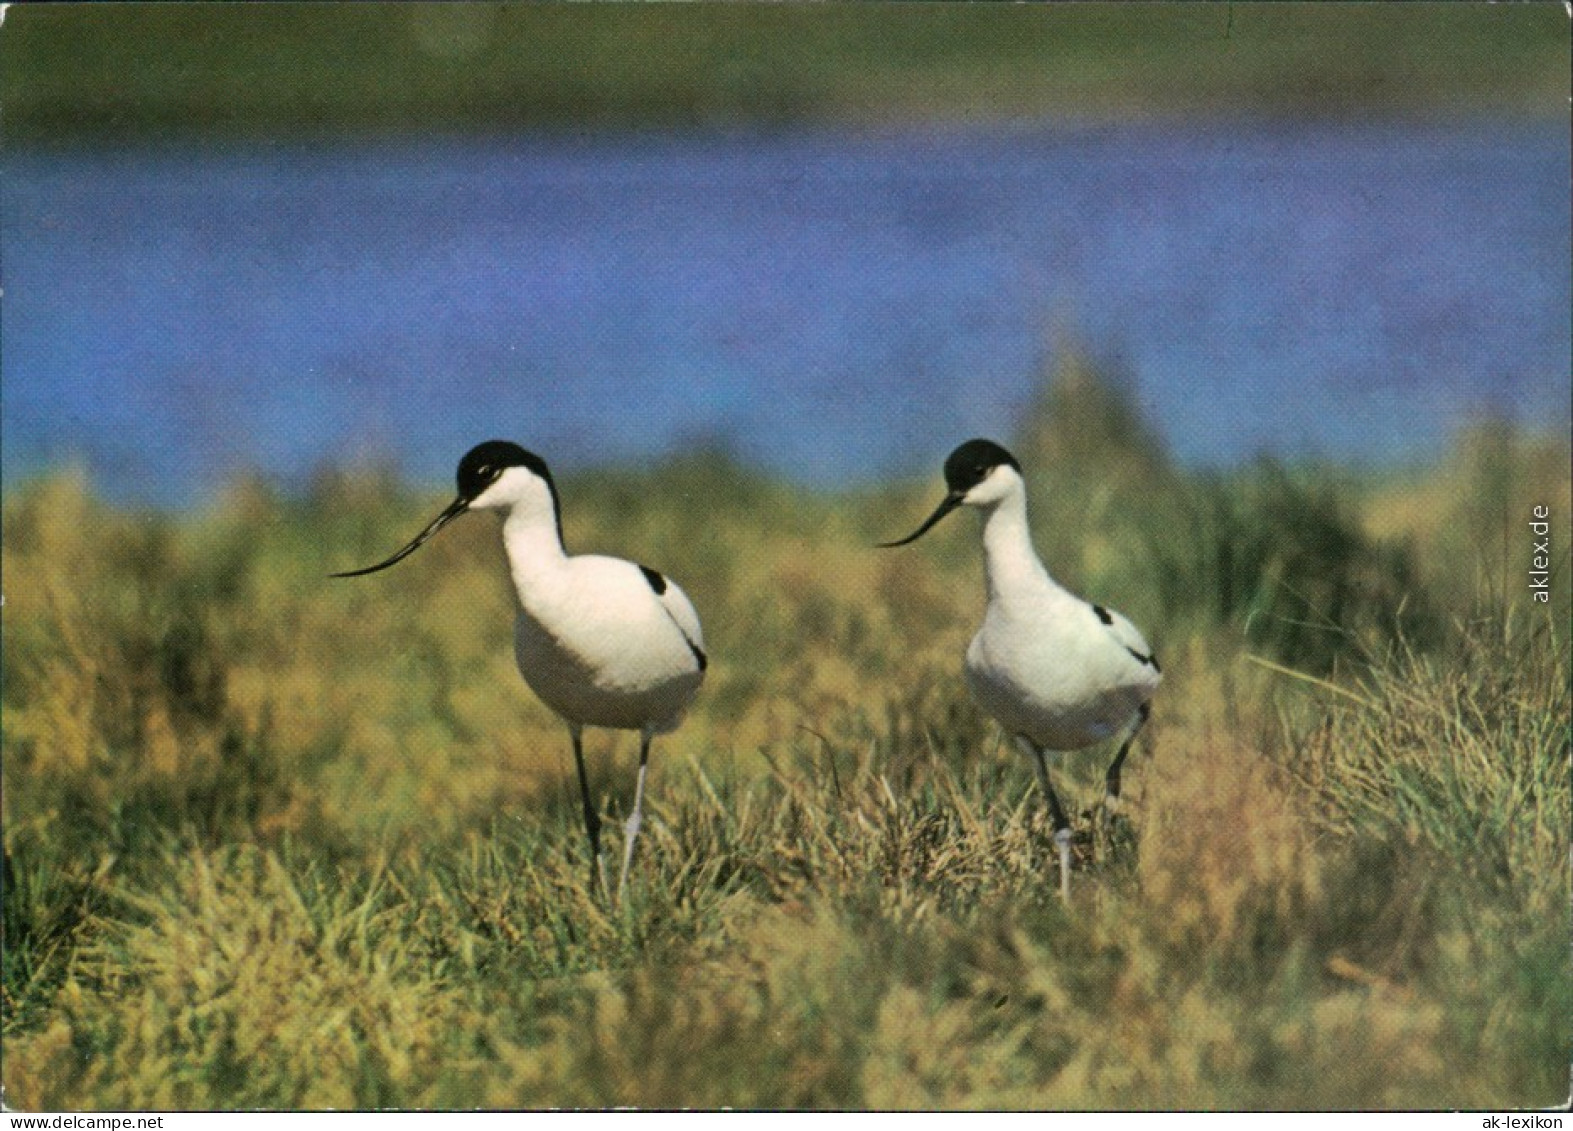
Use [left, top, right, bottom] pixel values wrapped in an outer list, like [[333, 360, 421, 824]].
[[1088, 795, 1137, 875], [1071, 797, 1133, 876], [1088, 787, 1130, 831], [615, 812, 642, 908], [1053, 827, 1073, 902]]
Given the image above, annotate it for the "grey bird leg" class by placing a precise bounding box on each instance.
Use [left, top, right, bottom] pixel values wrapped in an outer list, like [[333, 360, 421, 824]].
[[616, 731, 653, 907], [1104, 700, 1151, 807], [1029, 743, 1073, 902], [570, 725, 609, 898]]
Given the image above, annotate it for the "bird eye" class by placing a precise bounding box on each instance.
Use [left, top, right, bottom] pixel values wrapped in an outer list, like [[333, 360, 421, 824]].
[[477, 464, 493, 479]]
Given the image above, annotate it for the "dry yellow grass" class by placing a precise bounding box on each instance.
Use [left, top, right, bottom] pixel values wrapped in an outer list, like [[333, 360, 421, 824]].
[[4, 383, 1567, 1109]]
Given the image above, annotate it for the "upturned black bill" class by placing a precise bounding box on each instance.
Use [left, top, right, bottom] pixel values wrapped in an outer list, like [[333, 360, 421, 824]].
[[876, 492, 964, 548], [330, 496, 469, 577]]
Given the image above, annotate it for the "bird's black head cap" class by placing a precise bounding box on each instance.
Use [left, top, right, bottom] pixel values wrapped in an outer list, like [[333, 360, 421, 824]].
[[331, 440, 564, 579], [943, 439, 1021, 495], [876, 438, 1022, 548], [458, 440, 564, 547], [457, 440, 552, 500]]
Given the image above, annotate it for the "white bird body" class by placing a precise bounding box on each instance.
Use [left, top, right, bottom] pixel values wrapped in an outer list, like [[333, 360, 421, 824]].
[[964, 482, 1160, 752], [333, 441, 705, 903], [881, 438, 1160, 899], [508, 547, 705, 734]]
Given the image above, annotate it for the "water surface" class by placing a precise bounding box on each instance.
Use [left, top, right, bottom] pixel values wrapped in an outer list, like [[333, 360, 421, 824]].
[[4, 120, 1567, 506]]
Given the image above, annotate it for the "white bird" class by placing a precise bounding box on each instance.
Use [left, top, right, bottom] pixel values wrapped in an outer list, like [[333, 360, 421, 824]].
[[332, 440, 706, 904], [879, 438, 1160, 900]]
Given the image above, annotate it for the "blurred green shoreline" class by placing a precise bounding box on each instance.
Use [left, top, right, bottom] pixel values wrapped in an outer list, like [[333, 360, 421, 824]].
[[6, 413, 1573, 520], [4, 4, 1567, 141]]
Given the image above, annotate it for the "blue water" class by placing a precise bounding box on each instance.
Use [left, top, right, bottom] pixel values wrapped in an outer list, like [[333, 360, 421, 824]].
[[3, 121, 1568, 508]]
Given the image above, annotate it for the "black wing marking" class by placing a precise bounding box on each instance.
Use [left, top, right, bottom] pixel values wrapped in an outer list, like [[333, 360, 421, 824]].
[[1126, 646, 1161, 673], [639, 564, 668, 594], [1093, 601, 1158, 672], [641, 563, 707, 671]]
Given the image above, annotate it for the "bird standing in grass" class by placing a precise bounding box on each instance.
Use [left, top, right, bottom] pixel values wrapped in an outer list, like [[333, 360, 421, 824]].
[[332, 441, 706, 904], [879, 438, 1160, 900]]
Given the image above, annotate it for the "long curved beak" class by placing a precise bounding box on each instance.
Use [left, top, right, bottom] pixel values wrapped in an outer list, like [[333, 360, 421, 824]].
[[330, 496, 469, 577], [876, 491, 964, 548]]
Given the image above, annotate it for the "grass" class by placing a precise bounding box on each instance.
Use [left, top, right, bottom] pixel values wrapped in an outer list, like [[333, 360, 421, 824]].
[[2, 360, 1569, 1109], [2, 4, 1567, 141]]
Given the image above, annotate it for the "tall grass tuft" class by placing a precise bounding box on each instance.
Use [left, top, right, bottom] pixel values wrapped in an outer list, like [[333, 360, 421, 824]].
[[1012, 347, 1442, 671]]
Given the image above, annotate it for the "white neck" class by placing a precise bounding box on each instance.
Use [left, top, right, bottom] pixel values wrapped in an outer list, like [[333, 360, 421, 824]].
[[978, 486, 1055, 603], [500, 505, 569, 607]]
